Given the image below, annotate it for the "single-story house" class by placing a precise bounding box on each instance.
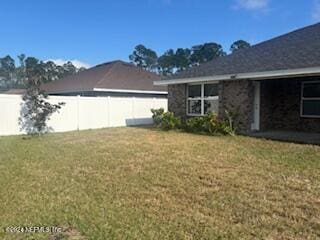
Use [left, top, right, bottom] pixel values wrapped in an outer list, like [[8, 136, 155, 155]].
[[42, 60, 167, 98], [154, 23, 320, 134]]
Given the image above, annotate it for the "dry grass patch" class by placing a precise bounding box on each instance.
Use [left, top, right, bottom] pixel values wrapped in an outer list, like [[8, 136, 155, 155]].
[[0, 127, 319, 239]]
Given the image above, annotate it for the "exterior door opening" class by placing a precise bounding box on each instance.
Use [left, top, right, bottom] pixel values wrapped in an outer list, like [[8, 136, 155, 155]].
[[251, 81, 260, 131]]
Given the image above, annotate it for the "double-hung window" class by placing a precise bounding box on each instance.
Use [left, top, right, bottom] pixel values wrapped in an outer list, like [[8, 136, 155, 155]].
[[301, 81, 320, 117], [187, 83, 219, 116]]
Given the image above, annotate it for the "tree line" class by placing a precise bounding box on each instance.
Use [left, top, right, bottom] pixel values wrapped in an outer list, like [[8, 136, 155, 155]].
[[0, 40, 250, 90], [129, 40, 250, 75], [0, 54, 85, 90]]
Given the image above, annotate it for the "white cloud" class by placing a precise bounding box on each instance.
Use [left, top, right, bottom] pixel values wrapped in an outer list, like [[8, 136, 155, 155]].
[[312, 0, 320, 21], [46, 59, 91, 69], [234, 0, 269, 11]]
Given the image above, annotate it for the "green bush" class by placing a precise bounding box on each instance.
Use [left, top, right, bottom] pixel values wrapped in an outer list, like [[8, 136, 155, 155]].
[[151, 109, 236, 135], [216, 119, 235, 136], [185, 116, 205, 133], [186, 112, 236, 136], [151, 108, 165, 125], [223, 110, 237, 136], [160, 112, 181, 130], [151, 108, 181, 130], [203, 112, 220, 134]]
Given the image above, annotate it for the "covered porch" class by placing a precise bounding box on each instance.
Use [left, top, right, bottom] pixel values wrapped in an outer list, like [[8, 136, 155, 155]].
[[255, 76, 320, 134]]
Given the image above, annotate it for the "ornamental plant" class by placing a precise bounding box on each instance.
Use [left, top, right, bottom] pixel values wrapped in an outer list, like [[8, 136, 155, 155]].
[[151, 108, 181, 130], [19, 57, 64, 135]]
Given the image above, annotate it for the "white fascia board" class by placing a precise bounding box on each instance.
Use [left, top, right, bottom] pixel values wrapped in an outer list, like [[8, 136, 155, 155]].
[[154, 67, 320, 85], [93, 88, 168, 94]]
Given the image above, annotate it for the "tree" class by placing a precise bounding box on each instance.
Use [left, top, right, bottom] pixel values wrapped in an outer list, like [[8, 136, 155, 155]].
[[230, 40, 251, 53], [16, 54, 27, 88], [78, 67, 87, 73], [175, 48, 191, 72], [190, 43, 226, 65], [41, 61, 60, 83], [0, 55, 16, 89], [62, 61, 77, 76], [129, 44, 158, 71], [157, 48, 192, 75], [158, 49, 176, 76], [129, 40, 250, 75], [42, 60, 78, 82], [0, 53, 86, 90], [19, 57, 64, 135]]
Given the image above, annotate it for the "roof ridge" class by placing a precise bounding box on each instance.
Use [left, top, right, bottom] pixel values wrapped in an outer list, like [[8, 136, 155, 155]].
[[248, 22, 320, 50], [94, 61, 122, 88], [94, 60, 128, 67]]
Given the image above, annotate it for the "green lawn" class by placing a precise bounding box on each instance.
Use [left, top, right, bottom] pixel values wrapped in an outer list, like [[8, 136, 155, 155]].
[[0, 127, 319, 240]]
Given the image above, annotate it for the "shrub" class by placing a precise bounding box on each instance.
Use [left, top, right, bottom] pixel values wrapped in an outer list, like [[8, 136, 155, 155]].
[[159, 112, 181, 130], [151, 108, 236, 135], [151, 108, 181, 130], [203, 112, 220, 134], [223, 110, 237, 136], [186, 113, 220, 134], [19, 57, 64, 135], [217, 120, 235, 136], [151, 108, 165, 125], [185, 116, 205, 133], [186, 112, 236, 136]]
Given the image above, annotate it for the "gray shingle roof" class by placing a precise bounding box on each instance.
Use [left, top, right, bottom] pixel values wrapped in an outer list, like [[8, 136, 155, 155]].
[[169, 23, 320, 80], [42, 61, 166, 93]]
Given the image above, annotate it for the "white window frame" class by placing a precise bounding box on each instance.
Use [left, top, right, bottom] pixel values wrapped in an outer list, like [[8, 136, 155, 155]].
[[300, 81, 320, 118], [186, 83, 219, 116]]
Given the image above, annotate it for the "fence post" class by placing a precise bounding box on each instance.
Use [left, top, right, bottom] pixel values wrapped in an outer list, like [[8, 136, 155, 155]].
[[132, 97, 135, 125], [152, 97, 156, 109], [77, 95, 80, 131], [107, 96, 111, 127]]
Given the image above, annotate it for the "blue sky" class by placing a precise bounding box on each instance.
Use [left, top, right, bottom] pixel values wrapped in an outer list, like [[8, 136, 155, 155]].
[[1, 0, 319, 68]]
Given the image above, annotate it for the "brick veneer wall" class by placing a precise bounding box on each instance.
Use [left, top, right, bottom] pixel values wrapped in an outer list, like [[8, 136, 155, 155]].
[[168, 84, 187, 121], [218, 80, 254, 133], [167, 77, 320, 134], [260, 77, 320, 133], [167, 81, 254, 133]]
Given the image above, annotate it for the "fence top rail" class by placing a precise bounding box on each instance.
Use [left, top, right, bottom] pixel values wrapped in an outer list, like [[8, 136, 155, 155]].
[[0, 94, 23, 99]]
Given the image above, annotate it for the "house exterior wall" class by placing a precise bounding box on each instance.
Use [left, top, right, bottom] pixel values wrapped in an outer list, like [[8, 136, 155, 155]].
[[218, 80, 254, 133], [260, 77, 320, 133], [167, 81, 254, 133], [167, 77, 320, 134], [168, 84, 188, 121]]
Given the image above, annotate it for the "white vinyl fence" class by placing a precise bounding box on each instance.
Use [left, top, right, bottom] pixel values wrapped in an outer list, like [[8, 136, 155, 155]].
[[0, 94, 167, 136]]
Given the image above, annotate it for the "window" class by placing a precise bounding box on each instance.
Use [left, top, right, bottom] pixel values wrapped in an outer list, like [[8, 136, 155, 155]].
[[301, 82, 320, 117], [187, 83, 219, 115]]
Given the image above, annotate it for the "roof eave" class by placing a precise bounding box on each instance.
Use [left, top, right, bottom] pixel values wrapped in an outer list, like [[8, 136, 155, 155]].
[[154, 67, 320, 86], [93, 88, 168, 95], [44, 88, 168, 95]]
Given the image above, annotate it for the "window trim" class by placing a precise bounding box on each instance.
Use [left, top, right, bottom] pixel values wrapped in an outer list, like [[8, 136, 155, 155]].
[[186, 83, 219, 116], [300, 81, 320, 118]]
